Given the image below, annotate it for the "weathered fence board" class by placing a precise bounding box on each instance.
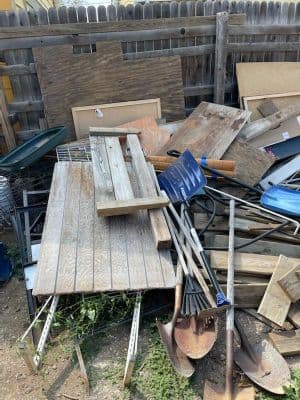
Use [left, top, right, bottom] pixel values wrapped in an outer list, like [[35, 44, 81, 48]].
[[1, 1, 300, 141]]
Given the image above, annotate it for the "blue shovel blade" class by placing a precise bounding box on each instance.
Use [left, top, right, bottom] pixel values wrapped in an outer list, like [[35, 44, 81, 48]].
[[158, 150, 207, 203], [261, 185, 300, 217]]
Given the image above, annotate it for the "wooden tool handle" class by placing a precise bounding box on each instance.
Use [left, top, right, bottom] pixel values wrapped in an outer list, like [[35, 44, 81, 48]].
[[146, 155, 236, 171], [152, 161, 236, 176]]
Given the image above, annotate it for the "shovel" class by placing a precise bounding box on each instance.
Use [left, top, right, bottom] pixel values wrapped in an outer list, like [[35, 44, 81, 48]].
[[234, 317, 291, 395], [174, 213, 217, 360], [156, 215, 195, 378], [156, 261, 195, 377], [204, 200, 255, 400]]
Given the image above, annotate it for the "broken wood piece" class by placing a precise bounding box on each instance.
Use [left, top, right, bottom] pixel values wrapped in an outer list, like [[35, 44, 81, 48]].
[[258, 255, 297, 326], [89, 127, 141, 136], [119, 116, 170, 156], [288, 302, 300, 328], [74, 341, 89, 395], [268, 329, 300, 356], [257, 100, 279, 118], [157, 102, 250, 159], [210, 251, 280, 276], [127, 134, 171, 249], [97, 197, 169, 217], [278, 265, 300, 303]]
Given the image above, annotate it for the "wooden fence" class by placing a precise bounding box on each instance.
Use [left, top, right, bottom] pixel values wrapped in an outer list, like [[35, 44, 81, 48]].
[[1, 1, 300, 141]]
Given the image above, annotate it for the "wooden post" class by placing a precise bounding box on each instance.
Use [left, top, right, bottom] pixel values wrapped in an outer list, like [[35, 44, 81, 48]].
[[213, 12, 229, 104], [0, 81, 16, 150]]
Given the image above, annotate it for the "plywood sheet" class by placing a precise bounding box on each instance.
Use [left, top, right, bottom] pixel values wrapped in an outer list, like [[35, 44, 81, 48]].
[[72, 99, 161, 139], [33, 161, 175, 296], [236, 62, 300, 102], [157, 102, 250, 159], [119, 116, 170, 156], [33, 41, 184, 139]]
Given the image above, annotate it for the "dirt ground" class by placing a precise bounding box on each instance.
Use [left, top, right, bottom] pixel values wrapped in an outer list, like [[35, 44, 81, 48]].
[[1, 245, 300, 400]]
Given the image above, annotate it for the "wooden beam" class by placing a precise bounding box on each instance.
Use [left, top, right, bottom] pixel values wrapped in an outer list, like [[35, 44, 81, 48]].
[[0, 85, 16, 150], [0, 63, 36, 76], [258, 255, 295, 327], [123, 45, 215, 60], [278, 265, 300, 303], [210, 250, 279, 276], [0, 14, 246, 38], [268, 329, 300, 356], [220, 283, 267, 308], [214, 12, 229, 104], [127, 134, 171, 249], [288, 303, 300, 328], [97, 197, 169, 217], [90, 127, 141, 136]]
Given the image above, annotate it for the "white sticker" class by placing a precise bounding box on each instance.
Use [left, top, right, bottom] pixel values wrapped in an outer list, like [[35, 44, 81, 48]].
[[95, 108, 103, 118], [297, 115, 300, 125], [281, 131, 290, 140]]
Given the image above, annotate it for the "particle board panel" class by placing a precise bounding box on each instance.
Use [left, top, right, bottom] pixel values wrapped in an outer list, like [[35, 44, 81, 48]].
[[73, 100, 161, 139], [33, 161, 175, 296], [222, 139, 274, 186], [157, 102, 251, 159], [33, 41, 184, 140], [236, 62, 300, 104], [258, 255, 297, 326], [268, 329, 300, 356]]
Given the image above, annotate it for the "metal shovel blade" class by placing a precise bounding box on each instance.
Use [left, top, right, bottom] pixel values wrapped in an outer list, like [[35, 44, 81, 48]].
[[234, 339, 291, 395], [156, 319, 195, 377], [174, 316, 217, 360], [204, 380, 255, 400], [158, 150, 207, 203]]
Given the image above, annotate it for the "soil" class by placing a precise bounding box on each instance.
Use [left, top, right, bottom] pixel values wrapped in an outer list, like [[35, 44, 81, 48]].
[[1, 231, 300, 400]]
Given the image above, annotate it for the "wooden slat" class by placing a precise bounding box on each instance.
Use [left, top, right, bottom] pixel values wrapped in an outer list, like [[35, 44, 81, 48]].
[[0, 14, 246, 38], [75, 163, 94, 293], [0, 87, 16, 150], [288, 302, 300, 328], [105, 136, 134, 200], [214, 12, 229, 104], [56, 163, 82, 293], [210, 250, 279, 276], [278, 264, 300, 302], [97, 197, 169, 217], [268, 329, 300, 356], [127, 134, 171, 249], [33, 162, 69, 296], [208, 234, 300, 258], [89, 127, 141, 136], [258, 255, 295, 326], [157, 102, 251, 159]]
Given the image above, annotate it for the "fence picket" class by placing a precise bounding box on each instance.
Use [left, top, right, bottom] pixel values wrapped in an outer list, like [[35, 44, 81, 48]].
[[48, 7, 59, 24]]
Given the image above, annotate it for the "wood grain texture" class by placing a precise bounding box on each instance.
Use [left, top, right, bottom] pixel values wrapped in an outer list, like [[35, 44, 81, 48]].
[[210, 251, 278, 276], [33, 41, 184, 139], [33, 161, 175, 295], [127, 134, 171, 249], [157, 102, 250, 159], [119, 116, 170, 156], [268, 329, 300, 356], [288, 302, 300, 328], [97, 197, 168, 216], [222, 139, 274, 185], [278, 264, 300, 302], [258, 255, 295, 326]]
